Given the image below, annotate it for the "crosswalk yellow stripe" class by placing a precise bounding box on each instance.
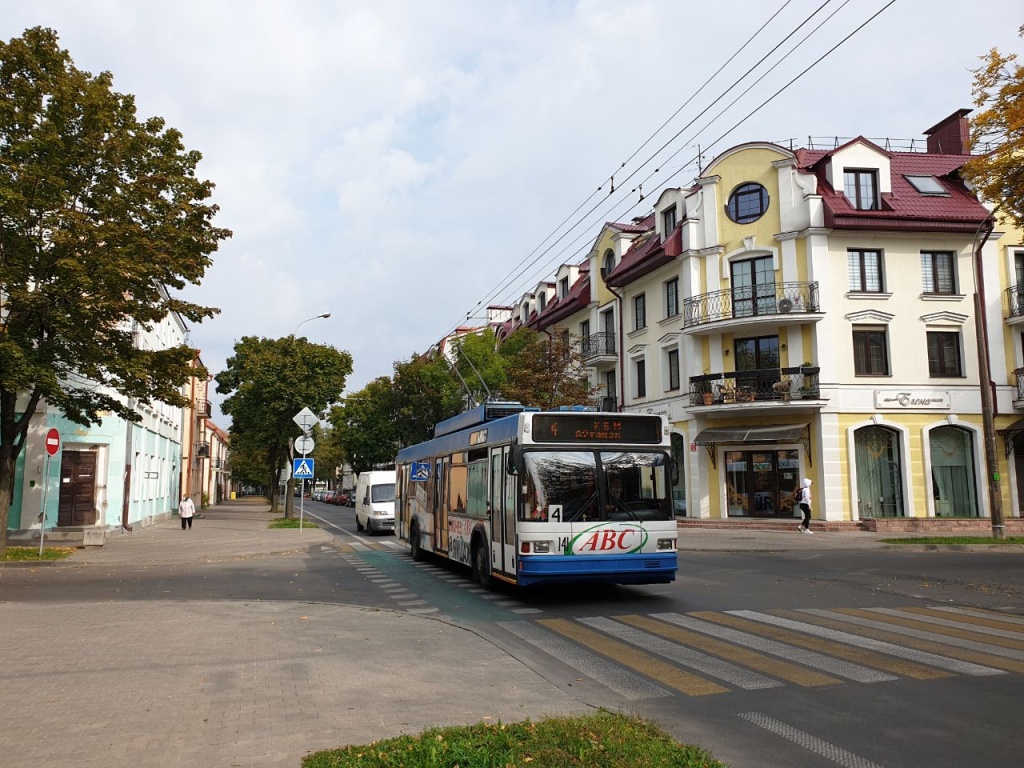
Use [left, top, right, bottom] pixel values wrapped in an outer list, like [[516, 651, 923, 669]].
[[832, 609, 1024, 652], [781, 609, 1024, 675], [616, 615, 841, 687], [536, 618, 728, 696], [690, 611, 950, 680], [900, 607, 1024, 634]]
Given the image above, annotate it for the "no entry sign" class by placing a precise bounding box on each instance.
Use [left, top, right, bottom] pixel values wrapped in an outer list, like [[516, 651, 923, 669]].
[[45, 428, 60, 457]]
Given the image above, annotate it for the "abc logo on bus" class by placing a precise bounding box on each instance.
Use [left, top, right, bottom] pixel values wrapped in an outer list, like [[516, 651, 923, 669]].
[[568, 523, 648, 555]]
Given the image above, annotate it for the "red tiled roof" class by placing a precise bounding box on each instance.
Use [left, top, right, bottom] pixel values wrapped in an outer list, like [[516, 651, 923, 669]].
[[528, 275, 591, 330], [605, 229, 673, 288], [797, 149, 988, 231]]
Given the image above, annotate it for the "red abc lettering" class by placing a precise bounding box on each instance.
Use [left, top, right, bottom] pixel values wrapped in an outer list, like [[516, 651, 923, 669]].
[[579, 533, 600, 551], [599, 530, 619, 550]]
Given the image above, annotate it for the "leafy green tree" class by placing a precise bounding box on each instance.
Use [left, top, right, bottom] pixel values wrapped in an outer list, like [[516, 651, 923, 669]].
[[0, 28, 229, 546], [225, 432, 274, 491], [215, 336, 352, 515], [391, 355, 463, 447], [964, 26, 1024, 228], [500, 327, 597, 409], [329, 377, 400, 474]]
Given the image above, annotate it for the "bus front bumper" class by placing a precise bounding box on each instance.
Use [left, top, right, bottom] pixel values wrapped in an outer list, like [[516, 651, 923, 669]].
[[516, 552, 677, 587]]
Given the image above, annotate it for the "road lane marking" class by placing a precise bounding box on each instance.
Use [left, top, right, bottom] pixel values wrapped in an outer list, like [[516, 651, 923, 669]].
[[658, 612, 894, 683], [579, 616, 782, 690], [499, 620, 672, 701], [617, 614, 839, 687], [537, 618, 728, 696], [738, 713, 886, 768]]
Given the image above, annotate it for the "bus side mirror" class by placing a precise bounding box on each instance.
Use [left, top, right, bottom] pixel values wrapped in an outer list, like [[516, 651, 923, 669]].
[[507, 445, 523, 475]]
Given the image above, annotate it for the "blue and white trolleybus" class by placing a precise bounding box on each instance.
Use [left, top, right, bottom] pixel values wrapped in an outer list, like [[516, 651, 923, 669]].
[[395, 403, 678, 588]]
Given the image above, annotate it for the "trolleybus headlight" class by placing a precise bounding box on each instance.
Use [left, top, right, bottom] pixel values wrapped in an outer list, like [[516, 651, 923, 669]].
[[532, 541, 550, 553], [657, 538, 676, 551]]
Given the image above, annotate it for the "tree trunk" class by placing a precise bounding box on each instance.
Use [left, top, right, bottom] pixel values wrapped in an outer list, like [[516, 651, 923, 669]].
[[0, 448, 13, 552]]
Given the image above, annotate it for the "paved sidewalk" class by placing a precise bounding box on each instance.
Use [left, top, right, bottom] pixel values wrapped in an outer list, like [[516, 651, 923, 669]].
[[0, 500, 589, 768]]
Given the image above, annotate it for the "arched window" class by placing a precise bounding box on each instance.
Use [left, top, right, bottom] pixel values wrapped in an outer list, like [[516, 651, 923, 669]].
[[854, 426, 904, 517], [601, 249, 615, 279], [929, 426, 978, 517]]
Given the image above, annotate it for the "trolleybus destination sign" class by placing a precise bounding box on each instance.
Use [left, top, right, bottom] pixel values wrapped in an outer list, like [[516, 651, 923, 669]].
[[532, 414, 662, 444]]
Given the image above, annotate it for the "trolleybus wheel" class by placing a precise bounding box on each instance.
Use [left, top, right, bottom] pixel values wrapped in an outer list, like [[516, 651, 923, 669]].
[[472, 540, 492, 590], [410, 523, 424, 561]]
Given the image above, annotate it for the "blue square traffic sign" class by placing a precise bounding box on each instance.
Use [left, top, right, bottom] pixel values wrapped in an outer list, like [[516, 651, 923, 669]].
[[293, 458, 315, 479]]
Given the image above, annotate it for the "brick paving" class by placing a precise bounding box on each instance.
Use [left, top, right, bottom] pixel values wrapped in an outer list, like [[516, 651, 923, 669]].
[[0, 500, 588, 768]]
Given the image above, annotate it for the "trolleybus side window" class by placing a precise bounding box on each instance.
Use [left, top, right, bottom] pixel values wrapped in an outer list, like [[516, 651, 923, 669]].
[[467, 458, 487, 517], [448, 452, 468, 514]]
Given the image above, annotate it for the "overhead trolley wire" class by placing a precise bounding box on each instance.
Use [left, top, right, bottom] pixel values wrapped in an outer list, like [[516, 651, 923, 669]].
[[443, 0, 893, 340], [444, 0, 803, 331]]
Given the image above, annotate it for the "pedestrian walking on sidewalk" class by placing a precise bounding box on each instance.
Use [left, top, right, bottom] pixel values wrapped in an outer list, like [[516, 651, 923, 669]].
[[179, 494, 196, 530], [797, 478, 813, 534]]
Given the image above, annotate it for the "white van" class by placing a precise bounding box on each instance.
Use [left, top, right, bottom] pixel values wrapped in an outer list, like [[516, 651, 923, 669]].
[[355, 470, 396, 534]]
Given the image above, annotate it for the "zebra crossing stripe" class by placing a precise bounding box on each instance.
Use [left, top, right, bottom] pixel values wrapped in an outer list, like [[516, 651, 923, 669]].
[[617, 614, 839, 687], [657, 612, 894, 683], [872, 607, 1024, 642], [537, 618, 729, 696], [499, 620, 672, 701], [717, 610, 948, 680], [854, 608, 1024, 651], [578, 616, 782, 690], [730, 611, 1000, 677], [794, 609, 1024, 673], [931, 606, 1024, 627], [738, 713, 886, 768]]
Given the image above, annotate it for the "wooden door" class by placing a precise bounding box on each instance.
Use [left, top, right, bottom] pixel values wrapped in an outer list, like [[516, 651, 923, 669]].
[[58, 451, 97, 527]]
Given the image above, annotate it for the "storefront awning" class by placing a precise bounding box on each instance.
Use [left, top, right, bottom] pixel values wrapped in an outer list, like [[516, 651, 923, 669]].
[[692, 423, 810, 467], [1000, 418, 1024, 457]]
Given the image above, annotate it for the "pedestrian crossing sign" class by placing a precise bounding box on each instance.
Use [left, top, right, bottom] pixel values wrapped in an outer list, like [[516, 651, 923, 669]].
[[411, 462, 430, 482], [293, 458, 314, 478]]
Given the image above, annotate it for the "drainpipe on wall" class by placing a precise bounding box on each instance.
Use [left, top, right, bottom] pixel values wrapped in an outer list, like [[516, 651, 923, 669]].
[[605, 284, 626, 412]]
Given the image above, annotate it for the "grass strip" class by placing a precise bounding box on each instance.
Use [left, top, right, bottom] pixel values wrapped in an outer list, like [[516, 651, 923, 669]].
[[882, 536, 1024, 545], [269, 517, 319, 529], [0, 546, 76, 562], [303, 711, 725, 768]]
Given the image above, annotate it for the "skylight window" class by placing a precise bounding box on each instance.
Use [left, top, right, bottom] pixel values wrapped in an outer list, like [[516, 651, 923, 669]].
[[905, 175, 949, 196]]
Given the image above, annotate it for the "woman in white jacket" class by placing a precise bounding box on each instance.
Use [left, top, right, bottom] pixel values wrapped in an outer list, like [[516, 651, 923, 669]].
[[797, 478, 813, 534]]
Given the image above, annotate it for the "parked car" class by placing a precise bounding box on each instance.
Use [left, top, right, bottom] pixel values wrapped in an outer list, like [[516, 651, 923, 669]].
[[336, 492, 349, 506], [323, 490, 337, 504]]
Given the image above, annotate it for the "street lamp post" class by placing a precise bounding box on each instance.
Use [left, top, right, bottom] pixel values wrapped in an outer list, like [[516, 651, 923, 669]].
[[292, 312, 331, 337]]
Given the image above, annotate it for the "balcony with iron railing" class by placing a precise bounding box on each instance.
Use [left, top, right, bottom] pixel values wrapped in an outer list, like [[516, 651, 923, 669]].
[[689, 367, 824, 410], [595, 395, 618, 412], [1005, 286, 1024, 324], [683, 282, 822, 333], [1014, 369, 1024, 406], [195, 398, 212, 418], [581, 332, 617, 364]]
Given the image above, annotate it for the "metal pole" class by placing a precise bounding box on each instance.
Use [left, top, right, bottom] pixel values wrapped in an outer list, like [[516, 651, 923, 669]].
[[299, 447, 306, 531], [973, 220, 1003, 539], [38, 454, 50, 557]]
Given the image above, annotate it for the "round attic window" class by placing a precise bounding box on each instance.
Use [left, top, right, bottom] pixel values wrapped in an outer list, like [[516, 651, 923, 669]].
[[726, 182, 769, 224]]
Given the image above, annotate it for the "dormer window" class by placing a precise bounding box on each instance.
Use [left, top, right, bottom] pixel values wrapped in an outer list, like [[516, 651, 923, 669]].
[[662, 206, 677, 234], [844, 169, 879, 210], [559, 277, 569, 298], [601, 248, 615, 279], [538, 293, 547, 311], [905, 175, 950, 196]]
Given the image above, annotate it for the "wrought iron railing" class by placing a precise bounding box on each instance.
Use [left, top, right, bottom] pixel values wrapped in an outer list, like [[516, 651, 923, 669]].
[[581, 332, 616, 359], [683, 281, 820, 328], [1015, 368, 1024, 401], [1007, 286, 1024, 319], [689, 367, 821, 406], [596, 396, 618, 412]]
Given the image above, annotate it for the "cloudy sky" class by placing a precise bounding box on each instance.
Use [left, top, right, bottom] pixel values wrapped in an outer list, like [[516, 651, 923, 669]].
[[4, 1, 1022, 423]]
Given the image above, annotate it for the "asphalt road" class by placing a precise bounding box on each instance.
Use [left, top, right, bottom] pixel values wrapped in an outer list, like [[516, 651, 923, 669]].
[[5, 498, 1023, 768]]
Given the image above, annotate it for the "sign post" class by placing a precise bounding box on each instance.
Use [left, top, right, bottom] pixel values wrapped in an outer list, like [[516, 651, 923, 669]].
[[292, 408, 318, 530], [39, 428, 60, 556]]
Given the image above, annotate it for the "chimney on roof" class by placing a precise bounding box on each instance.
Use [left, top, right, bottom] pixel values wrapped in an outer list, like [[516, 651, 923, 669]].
[[923, 108, 972, 155]]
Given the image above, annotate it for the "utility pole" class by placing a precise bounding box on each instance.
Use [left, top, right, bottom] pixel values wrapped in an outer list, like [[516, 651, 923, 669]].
[[973, 218, 1003, 539]]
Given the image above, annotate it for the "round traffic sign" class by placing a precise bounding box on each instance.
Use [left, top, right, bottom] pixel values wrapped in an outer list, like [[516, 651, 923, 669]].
[[294, 435, 315, 454], [45, 428, 60, 457]]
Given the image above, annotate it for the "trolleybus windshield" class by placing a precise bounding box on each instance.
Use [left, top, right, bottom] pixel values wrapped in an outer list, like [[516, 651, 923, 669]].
[[522, 450, 672, 523]]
